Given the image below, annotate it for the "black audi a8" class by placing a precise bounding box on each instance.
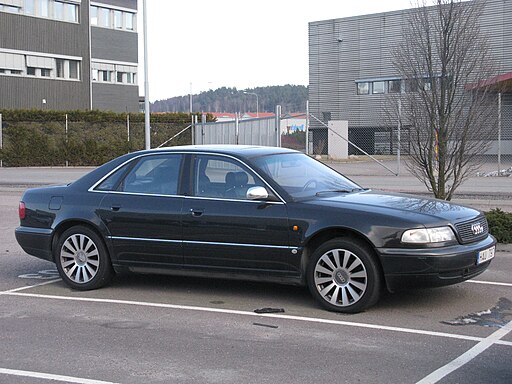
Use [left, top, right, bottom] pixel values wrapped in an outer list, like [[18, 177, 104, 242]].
[[15, 145, 496, 313]]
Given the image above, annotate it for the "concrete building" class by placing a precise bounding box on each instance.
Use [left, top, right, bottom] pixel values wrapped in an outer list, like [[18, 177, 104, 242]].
[[308, 0, 512, 156], [0, 0, 138, 112]]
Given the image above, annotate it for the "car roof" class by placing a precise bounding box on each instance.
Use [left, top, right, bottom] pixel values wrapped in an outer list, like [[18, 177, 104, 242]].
[[135, 145, 298, 159]]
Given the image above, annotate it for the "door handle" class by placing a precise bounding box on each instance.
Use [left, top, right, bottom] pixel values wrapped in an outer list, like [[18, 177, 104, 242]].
[[190, 208, 204, 217], [111, 205, 121, 211]]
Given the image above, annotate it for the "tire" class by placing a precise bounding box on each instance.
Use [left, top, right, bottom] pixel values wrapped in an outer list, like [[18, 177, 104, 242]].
[[307, 238, 382, 313], [54, 225, 114, 290]]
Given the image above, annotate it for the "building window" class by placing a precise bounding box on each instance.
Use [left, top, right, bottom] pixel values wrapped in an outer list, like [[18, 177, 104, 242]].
[[56, 59, 64, 78], [100, 70, 112, 82], [372, 81, 386, 94], [90, 5, 98, 25], [69, 60, 79, 79], [388, 79, 401, 93], [25, 0, 35, 14], [41, 68, 51, 77], [98, 7, 110, 27], [125, 12, 134, 30], [63, 2, 77, 22], [27, 67, 36, 76], [116, 71, 124, 83], [54, 0, 63, 19], [114, 10, 122, 29], [357, 82, 370, 95], [90, 5, 136, 32], [39, 0, 49, 17]]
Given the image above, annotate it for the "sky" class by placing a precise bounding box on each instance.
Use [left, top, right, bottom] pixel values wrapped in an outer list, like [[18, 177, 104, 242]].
[[137, 0, 414, 102]]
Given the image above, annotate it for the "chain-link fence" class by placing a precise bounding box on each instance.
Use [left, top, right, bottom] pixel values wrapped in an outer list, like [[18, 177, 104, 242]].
[[307, 92, 512, 178]]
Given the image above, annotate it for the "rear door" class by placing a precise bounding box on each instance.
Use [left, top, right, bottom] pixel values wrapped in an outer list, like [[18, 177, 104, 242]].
[[96, 153, 184, 268]]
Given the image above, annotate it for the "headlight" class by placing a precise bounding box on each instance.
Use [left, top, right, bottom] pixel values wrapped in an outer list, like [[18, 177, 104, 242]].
[[401, 226, 456, 244]]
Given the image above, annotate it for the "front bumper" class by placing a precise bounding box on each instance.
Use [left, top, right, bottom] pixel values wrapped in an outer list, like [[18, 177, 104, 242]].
[[377, 235, 496, 292], [15, 226, 54, 262]]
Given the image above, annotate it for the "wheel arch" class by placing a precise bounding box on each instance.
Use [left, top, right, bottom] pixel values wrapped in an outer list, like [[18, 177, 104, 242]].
[[301, 227, 385, 285], [51, 220, 110, 262]]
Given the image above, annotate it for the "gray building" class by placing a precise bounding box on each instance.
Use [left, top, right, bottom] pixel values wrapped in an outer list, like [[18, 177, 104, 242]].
[[308, 0, 512, 156], [0, 0, 138, 112]]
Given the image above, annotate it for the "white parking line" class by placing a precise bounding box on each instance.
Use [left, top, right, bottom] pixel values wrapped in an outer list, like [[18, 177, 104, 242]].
[[0, 278, 61, 294], [467, 279, 512, 287], [416, 320, 512, 384], [0, 368, 118, 384], [5, 291, 512, 347]]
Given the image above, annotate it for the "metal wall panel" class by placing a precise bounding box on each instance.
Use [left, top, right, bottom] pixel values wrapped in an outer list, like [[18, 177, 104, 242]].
[[309, 0, 512, 133], [91, 27, 138, 63], [0, 4, 91, 110], [92, 83, 139, 112], [195, 117, 278, 147]]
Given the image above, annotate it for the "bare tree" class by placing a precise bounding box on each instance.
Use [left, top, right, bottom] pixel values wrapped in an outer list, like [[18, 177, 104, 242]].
[[390, 0, 499, 200]]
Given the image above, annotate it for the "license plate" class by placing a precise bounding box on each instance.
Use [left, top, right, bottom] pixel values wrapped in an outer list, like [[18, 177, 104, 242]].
[[477, 246, 495, 265]]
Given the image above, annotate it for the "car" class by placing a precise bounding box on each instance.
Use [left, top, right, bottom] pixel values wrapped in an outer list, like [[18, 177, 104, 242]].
[[15, 145, 496, 313]]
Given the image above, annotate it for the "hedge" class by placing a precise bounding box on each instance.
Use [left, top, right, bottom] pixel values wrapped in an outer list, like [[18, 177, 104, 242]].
[[0, 109, 214, 166], [486, 208, 512, 244]]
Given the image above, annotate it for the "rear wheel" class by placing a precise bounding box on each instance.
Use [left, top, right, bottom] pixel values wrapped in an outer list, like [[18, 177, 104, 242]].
[[307, 238, 382, 313], [55, 226, 114, 290]]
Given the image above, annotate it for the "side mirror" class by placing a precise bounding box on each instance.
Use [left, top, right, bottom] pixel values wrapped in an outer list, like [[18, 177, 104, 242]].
[[246, 186, 269, 201]]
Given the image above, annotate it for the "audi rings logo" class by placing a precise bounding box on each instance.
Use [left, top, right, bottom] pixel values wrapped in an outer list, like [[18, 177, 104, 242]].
[[471, 222, 484, 235]]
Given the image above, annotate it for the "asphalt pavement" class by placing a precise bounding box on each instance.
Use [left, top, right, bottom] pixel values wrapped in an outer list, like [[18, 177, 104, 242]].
[[0, 162, 511, 383]]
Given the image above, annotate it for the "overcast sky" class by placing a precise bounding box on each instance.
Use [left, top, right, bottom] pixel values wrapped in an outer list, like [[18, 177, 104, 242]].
[[137, 0, 414, 102]]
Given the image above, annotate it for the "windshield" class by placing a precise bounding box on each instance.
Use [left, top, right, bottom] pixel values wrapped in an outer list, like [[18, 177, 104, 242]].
[[253, 153, 362, 199]]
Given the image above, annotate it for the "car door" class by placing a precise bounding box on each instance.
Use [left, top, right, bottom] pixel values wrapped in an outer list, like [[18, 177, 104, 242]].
[[182, 154, 299, 276], [96, 153, 184, 268]]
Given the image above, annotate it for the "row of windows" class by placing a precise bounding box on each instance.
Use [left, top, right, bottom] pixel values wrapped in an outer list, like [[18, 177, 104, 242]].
[[0, 0, 79, 23], [356, 78, 435, 95], [92, 61, 137, 85], [91, 5, 135, 31], [0, 51, 80, 80], [92, 69, 136, 84], [0, 1, 137, 30]]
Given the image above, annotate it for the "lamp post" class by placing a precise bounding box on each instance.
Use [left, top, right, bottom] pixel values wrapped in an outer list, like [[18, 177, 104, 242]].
[[243, 91, 259, 118], [143, 0, 150, 149]]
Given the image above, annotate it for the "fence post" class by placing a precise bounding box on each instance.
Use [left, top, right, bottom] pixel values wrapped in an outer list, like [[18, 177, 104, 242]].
[[127, 113, 130, 142], [235, 113, 239, 145], [397, 98, 402, 176], [498, 92, 502, 173], [275, 105, 281, 147], [306, 101, 309, 154], [201, 113, 206, 145], [0, 113, 2, 168], [65, 114, 68, 167]]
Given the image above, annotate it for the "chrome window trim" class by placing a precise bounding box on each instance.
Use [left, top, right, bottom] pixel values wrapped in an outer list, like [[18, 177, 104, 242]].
[[88, 150, 287, 204], [183, 195, 284, 205], [108, 236, 295, 250]]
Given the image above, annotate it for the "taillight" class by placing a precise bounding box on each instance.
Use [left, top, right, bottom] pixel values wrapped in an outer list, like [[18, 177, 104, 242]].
[[19, 202, 26, 220]]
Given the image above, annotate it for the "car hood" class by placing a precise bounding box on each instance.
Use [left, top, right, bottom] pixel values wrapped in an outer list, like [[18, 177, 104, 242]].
[[307, 189, 481, 224]]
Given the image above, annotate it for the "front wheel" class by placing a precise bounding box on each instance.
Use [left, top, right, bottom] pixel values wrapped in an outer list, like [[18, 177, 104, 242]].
[[55, 226, 114, 290], [307, 238, 382, 313]]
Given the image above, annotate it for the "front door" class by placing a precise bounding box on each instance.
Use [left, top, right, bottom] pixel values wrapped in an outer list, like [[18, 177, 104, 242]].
[[182, 154, 298, 277]]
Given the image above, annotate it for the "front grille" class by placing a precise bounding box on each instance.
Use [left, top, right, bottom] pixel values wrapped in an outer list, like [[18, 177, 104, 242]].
[[455, 216, 489, 244]]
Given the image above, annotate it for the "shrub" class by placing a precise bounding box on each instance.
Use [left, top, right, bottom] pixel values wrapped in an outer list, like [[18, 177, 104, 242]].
[[486, 208, 512, 244]]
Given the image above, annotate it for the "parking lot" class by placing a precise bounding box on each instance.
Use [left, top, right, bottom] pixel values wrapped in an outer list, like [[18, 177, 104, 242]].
[[0, 167, 511, 383]]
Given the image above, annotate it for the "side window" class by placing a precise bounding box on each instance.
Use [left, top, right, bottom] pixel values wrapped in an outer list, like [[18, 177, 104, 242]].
[[95, 163, 131, 191], [119, 154, 182, 195], [194, 155, 262, 200]]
